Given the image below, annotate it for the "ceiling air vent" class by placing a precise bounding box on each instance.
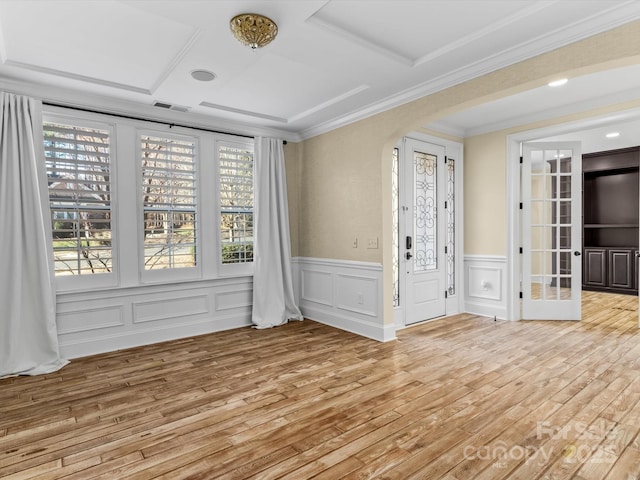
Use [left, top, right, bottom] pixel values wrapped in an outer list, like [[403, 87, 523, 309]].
[[153, 101, 190, 113]]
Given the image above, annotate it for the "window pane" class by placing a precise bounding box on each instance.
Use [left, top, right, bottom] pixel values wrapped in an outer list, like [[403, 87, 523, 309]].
[[141, 135, 196, 270], [392, 147, 400, 306], [414, 150, 437, 271], [219, 145, 254, 264], [44, 122, 112, 276], [446, 157, 455, 295]]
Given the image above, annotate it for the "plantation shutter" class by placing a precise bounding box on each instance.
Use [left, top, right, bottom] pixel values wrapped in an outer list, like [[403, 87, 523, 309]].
[[43, 122, 113, 276], [141, 135, 197, 270], [219, 145, 254, 264]]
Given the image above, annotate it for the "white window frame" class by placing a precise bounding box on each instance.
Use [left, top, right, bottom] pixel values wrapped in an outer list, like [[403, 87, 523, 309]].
[[137, 129, 201, 284], [43, 113, 119, 291], [42, 106, 259, 293], [216, 139, 255, 277]]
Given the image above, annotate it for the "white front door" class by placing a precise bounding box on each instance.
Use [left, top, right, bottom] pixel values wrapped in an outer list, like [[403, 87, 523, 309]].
[[522, 142, 582, 320], [402, 138, 447, 324]]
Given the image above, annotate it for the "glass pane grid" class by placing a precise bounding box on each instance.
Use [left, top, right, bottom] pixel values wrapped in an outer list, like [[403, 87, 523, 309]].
[[528, 148, 573, 303]]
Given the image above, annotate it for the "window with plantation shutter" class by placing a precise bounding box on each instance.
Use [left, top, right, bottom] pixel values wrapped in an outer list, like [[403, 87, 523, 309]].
[[219, 144, 254, 264], [141, 134, 197, 271], [43, 121, 113, 277]]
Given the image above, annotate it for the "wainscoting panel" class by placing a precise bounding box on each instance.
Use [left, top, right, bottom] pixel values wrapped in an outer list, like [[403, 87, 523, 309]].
[[57, 305, 125, 335], [301, 269, 333, 306], [56, 277, 253, 359], [294, 257, 395, 342], [464, 255, 508, 319], [215, 288, 253, 312], [133, 295, 209, 324]]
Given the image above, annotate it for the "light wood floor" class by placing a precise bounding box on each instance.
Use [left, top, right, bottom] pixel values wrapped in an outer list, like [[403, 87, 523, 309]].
[[1, 291, 640, 479]]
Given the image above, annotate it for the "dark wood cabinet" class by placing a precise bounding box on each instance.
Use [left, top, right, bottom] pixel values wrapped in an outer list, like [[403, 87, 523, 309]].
[[584, 248, 606, 288], [609, 249, 634, 290], [582, 147, 639, 295], [583, 247, 637, 293]]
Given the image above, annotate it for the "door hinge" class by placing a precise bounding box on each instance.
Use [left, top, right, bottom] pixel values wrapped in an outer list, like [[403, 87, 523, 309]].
[[445, 291, 448, 299], [445, 246, 448, 254], [444, 200, 448, 209], [519, 202, 523, 210], [445, 156, 448, 164], [519, 291, 523, 299], [519, 247, 523, 254], [520, 156, 523, 164]]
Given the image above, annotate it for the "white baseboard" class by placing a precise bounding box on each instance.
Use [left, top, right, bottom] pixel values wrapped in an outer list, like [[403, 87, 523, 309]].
[[302, 305, 396, 342]]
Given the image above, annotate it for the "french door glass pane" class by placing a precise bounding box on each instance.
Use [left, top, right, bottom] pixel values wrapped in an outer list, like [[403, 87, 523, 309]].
[[528, 150, 573, 301]]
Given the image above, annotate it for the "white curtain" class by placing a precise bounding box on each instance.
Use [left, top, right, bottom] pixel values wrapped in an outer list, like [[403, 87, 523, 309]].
[[252, 137, 302, 328], [0, 92, 67, 377]]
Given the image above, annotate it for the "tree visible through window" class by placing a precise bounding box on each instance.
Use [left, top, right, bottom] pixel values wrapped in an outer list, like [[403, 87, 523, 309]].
[[44, 122, 112, 276], [141, 135, 197, 270], [219, 145, 253, 264]]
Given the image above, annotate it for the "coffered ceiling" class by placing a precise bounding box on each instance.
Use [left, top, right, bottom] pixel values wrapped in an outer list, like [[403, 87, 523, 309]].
[[0, 0, 639, 141]]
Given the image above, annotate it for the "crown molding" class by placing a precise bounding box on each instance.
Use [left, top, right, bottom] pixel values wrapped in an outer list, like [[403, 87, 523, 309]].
[[0, 77, 303, 143], [299, 4, 640, 140]]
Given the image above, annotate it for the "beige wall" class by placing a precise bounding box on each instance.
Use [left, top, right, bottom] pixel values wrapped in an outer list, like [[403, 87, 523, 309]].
[[284, 141, 301, 258], [289, 21, 640, 322], [463, 132, 507, 256], [299, 21, 640, 260], [462, 96, 640, 255]]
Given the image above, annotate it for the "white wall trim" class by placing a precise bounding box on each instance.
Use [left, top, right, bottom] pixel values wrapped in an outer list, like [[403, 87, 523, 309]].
[[59, 312, 251, 360], [293, 257, 394, 342], [56, 277, 253, 359], [464, 255, 508, 320]]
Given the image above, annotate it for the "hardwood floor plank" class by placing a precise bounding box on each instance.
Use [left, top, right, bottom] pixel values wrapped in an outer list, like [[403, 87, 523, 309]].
[[1, 291, 638, 479]]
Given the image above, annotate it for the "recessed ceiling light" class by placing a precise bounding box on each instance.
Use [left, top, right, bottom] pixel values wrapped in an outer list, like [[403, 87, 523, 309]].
[[548, 78, 568, 87], [606, 132, 620, 138], [191, 69, 216, 82]]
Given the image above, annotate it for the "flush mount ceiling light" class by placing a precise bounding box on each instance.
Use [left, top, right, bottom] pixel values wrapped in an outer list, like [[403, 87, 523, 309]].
[[548, 78, 568, 87], [230, 13, 278, 50], [606, 132, 620, 138], [191, 69, 216, 82]]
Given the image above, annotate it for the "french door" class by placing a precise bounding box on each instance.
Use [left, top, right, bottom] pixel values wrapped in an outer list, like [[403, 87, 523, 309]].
[[402, 138, 447, 324], [522, 142, 582, 320]]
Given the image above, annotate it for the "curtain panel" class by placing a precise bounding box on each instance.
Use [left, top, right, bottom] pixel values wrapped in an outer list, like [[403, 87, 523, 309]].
[[0, 92, 67, 377], [252, 137, 302, 328]]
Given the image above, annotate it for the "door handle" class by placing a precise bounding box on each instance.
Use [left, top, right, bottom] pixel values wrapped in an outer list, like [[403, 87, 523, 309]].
[[406, 252, 413, 260], [574, 251, 582, 256]]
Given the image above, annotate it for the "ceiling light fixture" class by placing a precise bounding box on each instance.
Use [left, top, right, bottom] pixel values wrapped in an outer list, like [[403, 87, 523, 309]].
[[230, 13, 278, 50], [606, 132, 620, 138], [548, 78, 568, 87], [191, 69, 216, 82]]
